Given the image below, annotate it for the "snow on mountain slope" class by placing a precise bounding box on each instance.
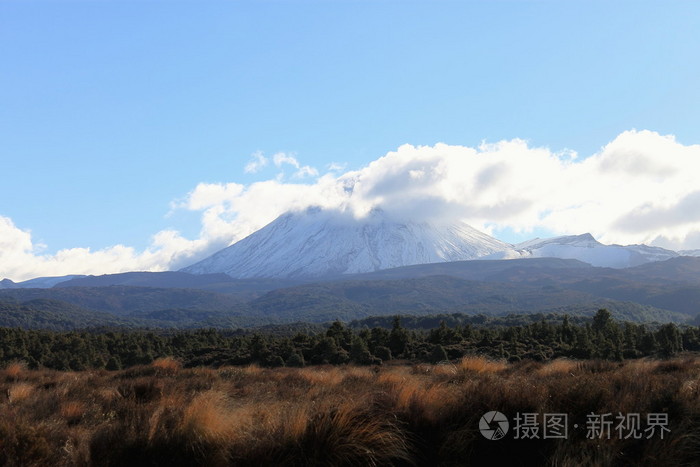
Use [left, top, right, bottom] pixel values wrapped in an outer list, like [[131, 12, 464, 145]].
[[515, 234, 678, 268], [181, 207, 516, 278], [679, 249, 700, 257]]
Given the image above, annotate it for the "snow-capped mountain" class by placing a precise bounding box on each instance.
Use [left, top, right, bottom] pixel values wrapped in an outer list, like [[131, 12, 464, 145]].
[[181, 207, 516, 278], [515, 234, 678, 268], [679, 249, 700, 257]]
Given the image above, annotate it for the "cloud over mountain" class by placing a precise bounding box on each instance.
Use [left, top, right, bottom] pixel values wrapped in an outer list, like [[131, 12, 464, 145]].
[[176, 129, 700, 252], [2, 130, 700, 281]]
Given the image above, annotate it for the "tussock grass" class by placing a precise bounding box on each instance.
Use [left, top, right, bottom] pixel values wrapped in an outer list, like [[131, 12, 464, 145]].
[[1, 357, 700, 466], [3, 361, 26, 381], [294, 366, 345, 386], [151, 356, 181, 376], [180, 390, 236, 442], [536, 358, 579, 377], [458, 355, 508, 374], [7, 382, 33, 403], [60, 401, 86, 425]]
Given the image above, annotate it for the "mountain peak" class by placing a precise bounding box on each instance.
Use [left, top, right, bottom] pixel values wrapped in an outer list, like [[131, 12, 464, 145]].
[[517, 233, 600, 249], [0, 278, 17, 289], [181, 208, 514, 278], [515, 233, 677, 268], [576, 232, 596, 242]]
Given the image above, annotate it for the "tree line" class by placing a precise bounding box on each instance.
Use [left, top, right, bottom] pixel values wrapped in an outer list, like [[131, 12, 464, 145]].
[[0, 310, 697, 371]]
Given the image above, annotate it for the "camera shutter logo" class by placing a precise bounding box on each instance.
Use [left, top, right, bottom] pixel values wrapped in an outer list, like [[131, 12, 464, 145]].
[[480, 411, 509, 440]]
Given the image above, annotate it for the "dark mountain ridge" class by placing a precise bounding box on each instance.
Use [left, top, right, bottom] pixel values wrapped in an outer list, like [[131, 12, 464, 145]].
[[2, 257, 700, 329]]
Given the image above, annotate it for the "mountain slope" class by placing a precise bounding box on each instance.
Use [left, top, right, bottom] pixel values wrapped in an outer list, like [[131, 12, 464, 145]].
[[182, 207, 515, 278], [247, 276, 688, 323], [0, 275, 85, 289], [0, 286, 246, 316], [54, 271, 235, 289], [341, 257, 592, 282], [0, 298, 129, 330], [53, 271, 298, 298], [1, 257, 696, 328]]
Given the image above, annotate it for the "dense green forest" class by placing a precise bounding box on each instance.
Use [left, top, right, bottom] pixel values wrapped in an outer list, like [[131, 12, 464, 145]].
[[0, 310, 696, 371], [0, 291, 689, 333]]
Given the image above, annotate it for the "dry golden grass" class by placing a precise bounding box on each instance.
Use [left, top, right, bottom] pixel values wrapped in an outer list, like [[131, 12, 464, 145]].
[[60, 401, 86, 425], [295, 366, 345, 386], [457, 355, 508, 374], [536, 358, 579, 377], [301, 399, 412, 467], [151, 356, 182, 375], [7, 382, 34, 403], [679, 377, 700, 399], [391, 379, 423, 412], [3, 361, 26, 381], [240, 364, 263, 376], [619, 357, 659, 374], [95, 387, 120, 405], [377, 369, 409, 388], [180, 390, 236, 442], [0, 358, 699, 466], [389, 380, 460, 427], [340, 365, 374, 384], [277, 402, 313, 440]]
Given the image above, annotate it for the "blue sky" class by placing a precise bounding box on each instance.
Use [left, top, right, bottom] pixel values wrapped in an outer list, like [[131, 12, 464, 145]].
[[1, 1, 700, 280]]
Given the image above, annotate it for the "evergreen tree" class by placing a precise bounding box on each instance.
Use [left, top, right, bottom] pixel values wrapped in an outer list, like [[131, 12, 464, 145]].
[[286, 352, 305, 367], [430, 344, 448, 364], [389, 316, 410, 357], [106, 356, 122, 371], [374, 346, 392, 362], [312, 337, 339, 364], [657, 323, 683, 357], [349, 336, 372, 364], [326, 320, 352, 349], [592, 309, 613, 334]]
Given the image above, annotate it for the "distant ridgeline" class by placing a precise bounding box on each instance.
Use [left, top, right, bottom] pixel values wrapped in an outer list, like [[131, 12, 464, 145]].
[[5, 256, 700, 331], [0, 310, 695, 371]]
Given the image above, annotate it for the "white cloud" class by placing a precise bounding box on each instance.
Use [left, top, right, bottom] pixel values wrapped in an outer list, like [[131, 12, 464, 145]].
[[338, 131, 700, 248], [272, 152, 300, 168], [293, 166, 319, 178], [183, 182, 244, 210], [0, 216, 214, 282], [244, 151, 268, 173], [266, 152, 321, 180], [163, 130, 700, 257], [3, 129, 700, 281]]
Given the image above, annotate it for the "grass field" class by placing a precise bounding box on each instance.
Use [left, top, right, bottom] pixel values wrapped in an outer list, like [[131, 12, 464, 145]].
[[1, 356, 699, 466]]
